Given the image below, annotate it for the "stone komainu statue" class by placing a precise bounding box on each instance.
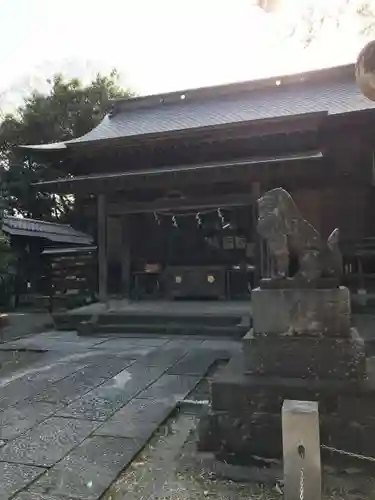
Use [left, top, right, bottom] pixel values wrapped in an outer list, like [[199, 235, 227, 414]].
[[355, 40, 375, 102], [257, 188, 342, 282]]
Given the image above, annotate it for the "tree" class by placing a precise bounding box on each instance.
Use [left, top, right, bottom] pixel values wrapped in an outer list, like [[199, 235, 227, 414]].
[[298, 0, 375, 48], [357, 1, 375, 36], [0, 70, 133, 220], [257, 0, 375, 48]]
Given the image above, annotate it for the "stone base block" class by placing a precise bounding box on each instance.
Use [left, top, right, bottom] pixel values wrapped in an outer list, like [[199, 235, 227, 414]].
[[198, 410, 375, 464], [209, 355, 375, 416], [252, 286, 350, 337], [198, 355, 375, 464], [243, 328, 366, 380], [198, 411, 282, 459]]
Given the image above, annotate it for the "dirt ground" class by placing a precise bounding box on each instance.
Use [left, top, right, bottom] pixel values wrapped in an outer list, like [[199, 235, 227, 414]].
[[105, 373, 375, 500], [104, 409, 375, 500]]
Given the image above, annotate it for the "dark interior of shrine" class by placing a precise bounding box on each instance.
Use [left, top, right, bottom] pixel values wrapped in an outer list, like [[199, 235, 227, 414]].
[[109, 205, 256, 300], [132, 205, 254, 266]]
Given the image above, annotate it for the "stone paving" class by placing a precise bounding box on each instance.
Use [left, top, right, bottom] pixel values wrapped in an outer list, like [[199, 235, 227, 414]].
[[0, 329, 240, 500]]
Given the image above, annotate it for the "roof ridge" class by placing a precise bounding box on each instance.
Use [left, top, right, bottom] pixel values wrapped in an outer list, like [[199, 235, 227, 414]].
[[2, 216, 93, 244], [110, 63, 355, 115]]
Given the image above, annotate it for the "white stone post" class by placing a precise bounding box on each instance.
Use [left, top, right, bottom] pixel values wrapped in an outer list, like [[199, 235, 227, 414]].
[[282, 400, 321, 500]]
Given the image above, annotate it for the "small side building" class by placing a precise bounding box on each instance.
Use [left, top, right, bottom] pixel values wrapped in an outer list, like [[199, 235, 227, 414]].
[[2, 216, 93, 306]]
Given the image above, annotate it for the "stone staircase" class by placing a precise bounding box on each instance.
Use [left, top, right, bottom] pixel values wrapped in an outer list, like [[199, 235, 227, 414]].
[[53, 310, 251, 338]]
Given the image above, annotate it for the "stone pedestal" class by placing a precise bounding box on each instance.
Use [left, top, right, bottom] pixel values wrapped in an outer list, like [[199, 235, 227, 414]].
[[252, 287, 351, 337], [243, 328, 366, 380], [198, 285, 375, 465]]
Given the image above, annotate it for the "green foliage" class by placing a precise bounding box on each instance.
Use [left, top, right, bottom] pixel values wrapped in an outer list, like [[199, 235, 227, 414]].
[[0, 230, 12, 271], [0, 70, 133, 220]]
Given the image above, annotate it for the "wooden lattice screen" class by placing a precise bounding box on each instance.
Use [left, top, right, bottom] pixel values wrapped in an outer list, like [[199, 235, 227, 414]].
[[45, 248, 97, 311]]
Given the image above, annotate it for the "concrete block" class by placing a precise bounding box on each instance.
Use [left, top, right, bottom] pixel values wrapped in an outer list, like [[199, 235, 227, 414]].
[[252, 286, 350, 336]]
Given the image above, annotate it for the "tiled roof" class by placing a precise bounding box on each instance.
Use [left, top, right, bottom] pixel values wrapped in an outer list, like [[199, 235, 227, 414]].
[[2, 216, 93, 245], [19, 63, 375, 151]]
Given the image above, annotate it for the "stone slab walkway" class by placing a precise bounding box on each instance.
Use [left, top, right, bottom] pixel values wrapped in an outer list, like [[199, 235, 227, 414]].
[[0, 330, 240, 500]]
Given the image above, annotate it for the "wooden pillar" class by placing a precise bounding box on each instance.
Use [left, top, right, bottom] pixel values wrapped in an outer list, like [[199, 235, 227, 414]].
[[121, 215, 131, 297], [251, 182, 262, 287], [97, 193, 108, 302]]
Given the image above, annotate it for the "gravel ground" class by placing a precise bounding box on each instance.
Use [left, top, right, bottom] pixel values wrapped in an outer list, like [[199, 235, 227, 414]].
[[105, 368, 375, 500], [104, 412, 278, 500], [105, 409, 375, 500]]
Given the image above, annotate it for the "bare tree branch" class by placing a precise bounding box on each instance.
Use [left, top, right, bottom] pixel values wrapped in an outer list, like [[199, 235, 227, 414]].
[[357, 1, 375, 35]]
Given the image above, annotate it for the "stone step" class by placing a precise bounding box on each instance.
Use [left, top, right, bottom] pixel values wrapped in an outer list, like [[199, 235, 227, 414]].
[[52, 313, 90, 330], [96, 313, 242, 327], [79, 323, 248, 337], [53, 311, 251, 338]]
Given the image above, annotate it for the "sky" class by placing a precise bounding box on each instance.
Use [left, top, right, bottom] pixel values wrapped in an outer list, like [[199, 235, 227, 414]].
[[0, 0, 373, 109]]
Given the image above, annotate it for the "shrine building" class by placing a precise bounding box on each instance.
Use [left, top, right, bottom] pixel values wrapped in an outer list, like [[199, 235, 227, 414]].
[[20, 63, 375, 304]]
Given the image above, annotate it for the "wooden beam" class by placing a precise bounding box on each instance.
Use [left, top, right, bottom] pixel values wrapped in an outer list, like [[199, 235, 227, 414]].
[[98, 193, 253, 216], [121, 215, 131, 297], [34, 151, 325, 194], [84, 193, 253, 217], [97, 193, 108, 302]]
